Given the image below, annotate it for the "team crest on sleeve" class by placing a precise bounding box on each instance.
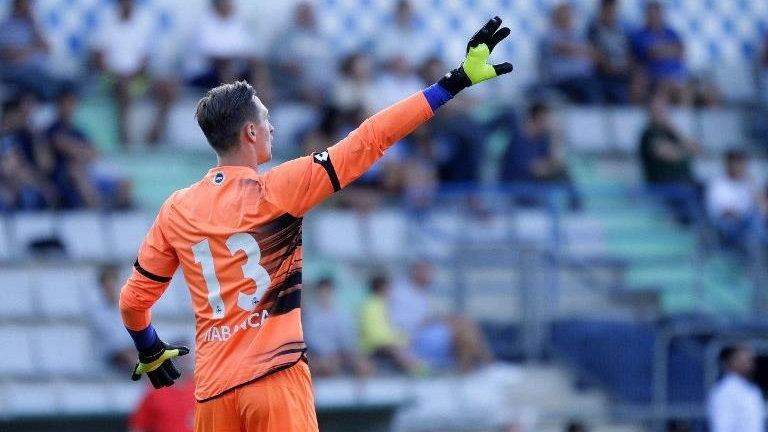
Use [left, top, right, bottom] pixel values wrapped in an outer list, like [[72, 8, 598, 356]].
[[213, 171, 225, 185]]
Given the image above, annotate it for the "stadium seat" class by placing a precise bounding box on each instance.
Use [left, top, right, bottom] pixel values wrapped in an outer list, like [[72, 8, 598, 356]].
[[562, 107, 611, 153], [368, 210, 408, 260], [0, 216, 10, 260], [59, 212, 107, 259], [608, 108, 647, 154], [0, 270, 35, 320], [312, 211, 366, 260], [10, 212, 57, 258], [698, 108, 746, 152], [32, 267, 92, 320], [105, 212, 151, 260], [108, 380, 147, 413], [56, 382, 112, 414], [0, 326, 36, 377], [514, 209, 551, 243], [1, 382, 58, 415], [713, 60, 759, 103], [33, 324, 92, 377]]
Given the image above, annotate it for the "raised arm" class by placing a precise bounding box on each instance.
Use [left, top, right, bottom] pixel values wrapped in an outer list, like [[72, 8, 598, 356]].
[[265, 16, 513, 216]]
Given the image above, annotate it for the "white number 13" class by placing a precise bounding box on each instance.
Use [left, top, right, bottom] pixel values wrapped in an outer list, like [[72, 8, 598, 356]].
[[192, 234, 271, 319]]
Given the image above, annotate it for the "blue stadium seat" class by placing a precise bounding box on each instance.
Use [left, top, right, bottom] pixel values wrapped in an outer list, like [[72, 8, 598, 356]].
[[698, 108, 747, 152], [608, 108, 647, 154], [0, 326, 36, 377], [60, 212, 107, 260], [33, 324, 93, 377], [104, 212, 151, 260], [563, 107, 611, 153], [33, 267, 92, 321], [1, 382, 58, 415], [0, 270, 35, 321]]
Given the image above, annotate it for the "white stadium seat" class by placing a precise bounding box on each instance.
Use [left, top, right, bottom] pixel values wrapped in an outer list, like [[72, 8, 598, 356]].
[[0, 270, 35, 320], [698, 109, 746, 152], [2, 382, 58, 415], [105, 212, 151, 260], [669, 108, 697, 142], [33, 324, 91, 377], [312, 211, 366, 260], [0, 217, 10, 260], [563, 107, 611, 153], [10, 212, 57, 257], [59, 212, 107, 259], [32, 267, 91, 320], [608, 108, 647, 154], [0, 326, 36, 377], [56, 382, 112, 414], [367, 211, 408, 260]]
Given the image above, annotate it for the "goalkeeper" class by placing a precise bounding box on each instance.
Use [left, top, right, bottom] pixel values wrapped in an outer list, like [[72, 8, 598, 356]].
[[122, 16, 513, 432]]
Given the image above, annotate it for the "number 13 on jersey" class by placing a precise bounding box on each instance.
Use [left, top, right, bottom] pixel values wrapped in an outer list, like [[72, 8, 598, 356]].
[[192, 234, 271, 319]]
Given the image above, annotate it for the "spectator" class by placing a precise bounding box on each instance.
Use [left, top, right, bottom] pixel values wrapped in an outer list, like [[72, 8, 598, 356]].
[[0, 0, 61, 99], [333, 52, 377, 114], [708, 345, 764, 432], [587, 0, 631, 104], [189, 0, 270, 101], [706, 150, 763, 251], [0, 98, 55, 210], [86, 265, 136, 372], [369, 54, 425, 113], [272, 2, 334, 103], [541, 3, 602, 104], [390, 260, 493, 372], [93, 0, 177, 146], [359, 273, 424, 375], [500, 102, 581, 210], [373, 0, 434, 68], [46, 88, 133, 209], [639, 93, 699, 223], [128, 339, 195, 432], [630, 1, 689, 104], [303, 278, 371, 377]]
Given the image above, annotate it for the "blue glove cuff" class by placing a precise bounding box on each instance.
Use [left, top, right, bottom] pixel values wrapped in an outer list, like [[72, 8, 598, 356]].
[[422, 83, 453, 111], [127, 324, 159, 352]]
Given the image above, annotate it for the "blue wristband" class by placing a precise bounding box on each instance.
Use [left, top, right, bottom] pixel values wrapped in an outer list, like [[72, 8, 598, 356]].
[[127, 324, 159, 352], [422, 83, 453, 111]]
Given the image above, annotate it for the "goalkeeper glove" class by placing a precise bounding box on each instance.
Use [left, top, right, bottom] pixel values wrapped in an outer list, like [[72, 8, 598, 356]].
[[439, 16, 514, 96], [131, 338, 190, 389]]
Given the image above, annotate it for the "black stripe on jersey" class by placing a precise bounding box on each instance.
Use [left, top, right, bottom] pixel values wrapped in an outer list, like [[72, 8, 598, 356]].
[[134, 259, 172, 283], [270, 285, 302, 315], [312, 150, 341, 192]]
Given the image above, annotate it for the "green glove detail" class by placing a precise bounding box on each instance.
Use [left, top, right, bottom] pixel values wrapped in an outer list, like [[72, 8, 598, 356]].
[[439, 16, 514, 95]]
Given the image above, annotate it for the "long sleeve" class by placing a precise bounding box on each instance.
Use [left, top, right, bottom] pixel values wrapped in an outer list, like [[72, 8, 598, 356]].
[[264, 91, 434, 216], [119, 203, 179, 331]]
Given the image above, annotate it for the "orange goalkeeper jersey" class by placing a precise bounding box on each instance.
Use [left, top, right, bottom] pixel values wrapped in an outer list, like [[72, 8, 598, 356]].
[[119, 92, 434, 401]]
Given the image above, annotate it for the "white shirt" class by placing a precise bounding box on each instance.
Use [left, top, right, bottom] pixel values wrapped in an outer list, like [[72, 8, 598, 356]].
[[706, 175, 756, 219], [197, 11, 252, 59], [389, 278, 432, 337], [708, 373, 766, 432], [94, 10, 151, 75]]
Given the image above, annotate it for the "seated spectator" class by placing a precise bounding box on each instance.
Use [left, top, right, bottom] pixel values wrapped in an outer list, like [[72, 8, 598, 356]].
[[272, 2, 334, 103], [86, 265, 136, 372], [333, 52, 377, 115], [708, 345, 764, 432], [541, 3, 602, 104], [189, 0, 271, 100], [499, 102, 581, 210], [303, 278, 371, 377], [629, 1, 721, 106], [390, 260, 493, 372], [369, 55, 425, 113], [373, 0, 434, 68], [47, 88, 133, 209], [638, 93, 700, 223], [129, 338, 195, 432], [360, 273, 424, 375], [0, 0, 62, 100], [706, 150, 763, 251], [93, 0, 177, 146], [0, 99, 55, 210], [587, 0, 630, 104]]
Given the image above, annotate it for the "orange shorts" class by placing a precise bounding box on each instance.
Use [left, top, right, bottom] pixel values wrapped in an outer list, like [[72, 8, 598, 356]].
[[194, 361, 318, 432]]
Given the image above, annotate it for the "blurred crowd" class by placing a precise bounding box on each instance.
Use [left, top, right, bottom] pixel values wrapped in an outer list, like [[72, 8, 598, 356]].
[[1, 0, 768, 215]]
